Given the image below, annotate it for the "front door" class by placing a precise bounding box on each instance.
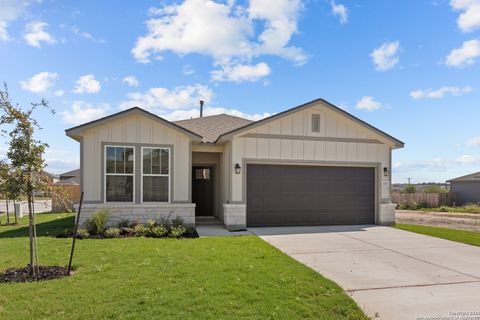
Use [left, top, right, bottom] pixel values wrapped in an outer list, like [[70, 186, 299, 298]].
[[192, 166, 214, 216]]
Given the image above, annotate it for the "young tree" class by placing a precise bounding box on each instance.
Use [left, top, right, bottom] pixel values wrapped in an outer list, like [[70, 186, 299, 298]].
[[0, 84, 53, 276]]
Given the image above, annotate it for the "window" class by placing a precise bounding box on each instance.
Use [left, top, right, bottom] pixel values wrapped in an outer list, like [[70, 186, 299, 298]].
[[195, 168, 210, 180], [142, 147, 169, 202], [312, 114, 321, 132], [105, 146, 134, 202]]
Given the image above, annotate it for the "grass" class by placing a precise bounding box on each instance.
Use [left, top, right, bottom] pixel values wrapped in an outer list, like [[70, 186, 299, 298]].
[[395, 223, 480, 247], [0, 213, 366, 319]]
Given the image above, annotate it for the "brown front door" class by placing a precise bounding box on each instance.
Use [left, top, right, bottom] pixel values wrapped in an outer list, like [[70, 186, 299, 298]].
[[192, 166, 214, 216]]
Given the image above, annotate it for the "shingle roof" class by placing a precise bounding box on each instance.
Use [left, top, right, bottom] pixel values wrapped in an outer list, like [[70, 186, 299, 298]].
[[60, 169, 80, 178], [175, 114, 253, 143], [55, 176, 80, 186], [448, 171, 480, 182]]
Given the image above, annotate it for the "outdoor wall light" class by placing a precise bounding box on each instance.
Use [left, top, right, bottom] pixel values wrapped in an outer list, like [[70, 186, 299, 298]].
[[235, 163, 241, 174], [383, 167, 389, 177]]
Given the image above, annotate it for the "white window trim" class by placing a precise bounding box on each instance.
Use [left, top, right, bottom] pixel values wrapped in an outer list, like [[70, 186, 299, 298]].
[[104, 145, 135, 204], [140, 146, 171, 203]]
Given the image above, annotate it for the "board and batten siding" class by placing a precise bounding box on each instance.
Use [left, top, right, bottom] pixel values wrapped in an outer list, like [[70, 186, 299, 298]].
[[229, 105, 393, 202], [81, 114, 191, 203]]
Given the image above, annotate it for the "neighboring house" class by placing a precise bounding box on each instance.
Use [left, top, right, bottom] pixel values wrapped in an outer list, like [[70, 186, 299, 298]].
[[448, 172, 480, 205], [55, 169, 80, 186], [65, 98, 404, 230]]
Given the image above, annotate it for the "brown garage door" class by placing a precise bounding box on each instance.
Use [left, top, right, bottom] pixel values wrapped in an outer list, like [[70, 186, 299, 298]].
[[247, 164, 375, 227]]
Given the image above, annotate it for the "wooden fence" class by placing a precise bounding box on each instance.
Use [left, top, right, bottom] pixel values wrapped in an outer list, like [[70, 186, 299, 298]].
[[51, 185, 81, 212], [391, 192, 454, 208]]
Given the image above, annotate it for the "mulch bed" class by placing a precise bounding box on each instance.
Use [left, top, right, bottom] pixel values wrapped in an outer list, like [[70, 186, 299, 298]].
[[0, 266, 69, 283]]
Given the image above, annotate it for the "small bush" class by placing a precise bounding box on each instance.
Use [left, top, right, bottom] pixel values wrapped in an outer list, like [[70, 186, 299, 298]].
[[169, 225, 187, 238], [416, 200, 429, 209], [462, 204, 480, 214], [120, 227, 135, 236], [146, 219, 157, 228], [117, 218, 131, 228], [84, 209, 110, 235], [104, 227, 121, 238], [171, 217, 184, 227], [438, 206, 448, 212], [133, 224, 148, 237], [76, 228, 90, 239], [148, 225, 168, 238]]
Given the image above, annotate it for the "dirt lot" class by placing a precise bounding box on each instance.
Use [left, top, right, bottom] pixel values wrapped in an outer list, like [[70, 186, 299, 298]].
[[396, 210, 480, 232]]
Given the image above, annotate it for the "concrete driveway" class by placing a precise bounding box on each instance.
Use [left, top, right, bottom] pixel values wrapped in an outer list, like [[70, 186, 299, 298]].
[[251, 225, 480, 320]]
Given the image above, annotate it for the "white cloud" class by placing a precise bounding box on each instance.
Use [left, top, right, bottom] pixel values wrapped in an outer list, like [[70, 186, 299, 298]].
[[182, 64, 195, 75], [61, 101, 110, 125], [120, 84, 214, 113], [450, 0, 480, 32], [445, 39, 480, 67], [73, 74, 101, 94], [410, 86, 472, 99], [331, 1, 348, 24], [20, 71, 58, 93], [54, 90, 64, 97], [356, 96, 382, 111], [71, 26, 106, 43], [160, 106, 271, 122], [370, 41, 400, 71], [0, 0, 29, 41], [23, 21, 57, 48], [122, 75, 139, 87], [0, 21, 9, 41], [394, 155, 480, 173], [132, 0, 306, 73], [211, 62, 271, 82], [466, 136, 480, 147]]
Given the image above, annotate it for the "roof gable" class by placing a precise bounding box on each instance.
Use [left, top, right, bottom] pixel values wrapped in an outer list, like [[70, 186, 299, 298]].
[[215, 98, 404, 148], [65, 107, 202, 141], [448, 171, 480, 182]]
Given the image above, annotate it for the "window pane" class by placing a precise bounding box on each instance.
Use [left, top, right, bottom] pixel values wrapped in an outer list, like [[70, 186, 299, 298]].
[[106, 147, 115, 173], [125, 147, 134, 174], [195, 168, 210, 180], [143, 148, 151, 174], [161, 149, 169, 174], [143, 176, 168, 202], [115, 147, 125, 174], [152, 149, 160, 174], [106, 176, 133, 202]]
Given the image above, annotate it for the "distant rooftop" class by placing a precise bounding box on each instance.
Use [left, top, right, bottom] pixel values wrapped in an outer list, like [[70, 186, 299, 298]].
[[448, 171, 480, 182], [175, 114, 253, 143]]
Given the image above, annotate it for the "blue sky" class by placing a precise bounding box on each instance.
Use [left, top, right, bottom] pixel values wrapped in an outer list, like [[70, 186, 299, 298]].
[[1, 0, 479, 183]]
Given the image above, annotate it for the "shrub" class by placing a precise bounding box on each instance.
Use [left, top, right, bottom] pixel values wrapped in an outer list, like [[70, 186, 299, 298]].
[[117, 218, 131, 228], [104, 227, 121, 238], [84, 209, 110, 235], [76, 228, 90, 239], [133, 224, 148, 237], [171, 217, 184, 227], [146, 219, 157, 228], [148, 225, 168, 238], [416, 200, 429, 209], [169, 225, 187, 238], [120, 227, 135, 236], [439, 206, 448, 212]]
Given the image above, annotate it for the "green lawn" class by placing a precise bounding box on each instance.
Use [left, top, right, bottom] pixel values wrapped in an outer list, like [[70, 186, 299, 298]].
[[0, 213, 366, 319], [395, 223, 480, 247]]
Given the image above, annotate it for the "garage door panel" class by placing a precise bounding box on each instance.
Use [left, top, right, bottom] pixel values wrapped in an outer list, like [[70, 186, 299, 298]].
[[247, 164, 375, 227]]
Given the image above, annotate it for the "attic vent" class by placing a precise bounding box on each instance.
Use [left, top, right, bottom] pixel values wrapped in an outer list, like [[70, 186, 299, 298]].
[[312, 114, 321, 132]]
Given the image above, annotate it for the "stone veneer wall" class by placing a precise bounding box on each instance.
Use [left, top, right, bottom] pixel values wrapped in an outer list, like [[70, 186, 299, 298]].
[[223, 204, 246, 231], [76, 203, 195, 227]]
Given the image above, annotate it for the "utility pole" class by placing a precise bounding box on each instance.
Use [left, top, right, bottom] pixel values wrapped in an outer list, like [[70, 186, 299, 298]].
[[407, 178, 412, 185]]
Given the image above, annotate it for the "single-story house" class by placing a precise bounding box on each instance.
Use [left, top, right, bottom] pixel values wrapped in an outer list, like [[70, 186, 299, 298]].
[[55, 169, 80, 186], [65, 98, 404, 230], [447, 172, 480, 205]]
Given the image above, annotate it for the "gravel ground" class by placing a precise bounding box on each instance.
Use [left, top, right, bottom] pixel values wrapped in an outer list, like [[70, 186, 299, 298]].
[[396, 210, 480, 232]]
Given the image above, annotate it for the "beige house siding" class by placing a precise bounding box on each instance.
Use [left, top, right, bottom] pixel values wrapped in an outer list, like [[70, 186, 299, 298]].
[[81, 114, 192, 203], [229, 105, 392, 203]]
